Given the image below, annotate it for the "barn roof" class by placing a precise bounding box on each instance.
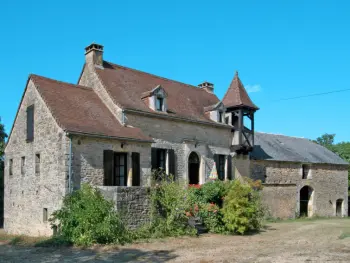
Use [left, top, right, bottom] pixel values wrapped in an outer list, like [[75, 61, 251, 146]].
[[251, 132, 348, 165]]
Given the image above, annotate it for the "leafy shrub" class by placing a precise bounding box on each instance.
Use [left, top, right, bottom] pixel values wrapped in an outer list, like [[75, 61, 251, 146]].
[[147, 170, 196, 237], [222, 180, 264, 234], [50, 184, 131, 246], [200, 180, 228, 206], [187, 180, 228, 233], [198, 202, 225, 233]]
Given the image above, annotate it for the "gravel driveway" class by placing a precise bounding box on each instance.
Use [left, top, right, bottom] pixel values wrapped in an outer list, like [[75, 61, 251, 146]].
[[0, 218, 349, 263]]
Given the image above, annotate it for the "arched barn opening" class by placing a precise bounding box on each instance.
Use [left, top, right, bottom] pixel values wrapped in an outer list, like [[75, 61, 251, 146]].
[[188, 152, 200, 185], [300, 186, 314, 217], [336, 199, 343, 217]]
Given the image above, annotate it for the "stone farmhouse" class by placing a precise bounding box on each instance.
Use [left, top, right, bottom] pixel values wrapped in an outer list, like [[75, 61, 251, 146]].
[[4, 43, 348, 236]]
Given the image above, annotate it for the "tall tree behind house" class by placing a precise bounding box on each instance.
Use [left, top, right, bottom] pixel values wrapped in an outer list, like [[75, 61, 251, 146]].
[[0, 117, 7, 227]]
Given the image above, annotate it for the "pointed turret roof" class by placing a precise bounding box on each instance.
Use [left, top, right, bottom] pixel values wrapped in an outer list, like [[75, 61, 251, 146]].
[[222, 71, 259, 110]]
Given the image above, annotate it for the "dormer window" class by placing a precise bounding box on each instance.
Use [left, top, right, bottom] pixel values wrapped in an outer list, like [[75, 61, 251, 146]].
[[142, 85, 168, 113], [218, 111, 223, 123], [156, 96, 164, 111], [204, 101, 226, 123]]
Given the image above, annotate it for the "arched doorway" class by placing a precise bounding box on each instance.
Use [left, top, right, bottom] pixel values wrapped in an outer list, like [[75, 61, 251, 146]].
[[300, 186, 314, 217], [188, 152, 200, 184], [336, 199, 343, 217]]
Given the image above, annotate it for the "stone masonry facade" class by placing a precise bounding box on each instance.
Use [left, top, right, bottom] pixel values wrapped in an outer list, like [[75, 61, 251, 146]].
[[4, 44, 348, 236], [98, 186, 150, 229], [251, 160, 348, 218], [4, 80, 69, 236]]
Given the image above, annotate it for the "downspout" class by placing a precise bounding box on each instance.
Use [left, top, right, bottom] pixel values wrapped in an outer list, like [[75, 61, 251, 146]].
[[68, 135, 72, 194]]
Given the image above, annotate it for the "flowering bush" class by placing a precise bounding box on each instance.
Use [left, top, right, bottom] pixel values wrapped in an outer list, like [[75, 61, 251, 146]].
[[198, 202, 225, 233]]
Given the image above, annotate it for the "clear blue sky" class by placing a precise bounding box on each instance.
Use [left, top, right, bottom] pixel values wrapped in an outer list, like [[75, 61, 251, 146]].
[[1, 0, 350, 142]]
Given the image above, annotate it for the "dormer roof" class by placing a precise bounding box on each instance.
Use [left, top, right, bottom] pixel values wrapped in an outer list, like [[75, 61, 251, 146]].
[[204, 101, 225, 112], [141, 85, 168, 99], [222, 71, 259, 110]]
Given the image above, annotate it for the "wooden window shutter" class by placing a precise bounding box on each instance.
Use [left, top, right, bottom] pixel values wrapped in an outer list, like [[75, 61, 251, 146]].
[[168, 149, 176, 178], [26, 105, 34, 142], [132, 152, 140, 186], [151, 148, 157, 170], [103, 150, 114, 186], [227, 155, 232, 180]]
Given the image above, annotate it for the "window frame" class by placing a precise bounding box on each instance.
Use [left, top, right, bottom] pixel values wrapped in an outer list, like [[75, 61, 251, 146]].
[[9, 159, 13, 176], [114, 152, 127, 186], [43, 208, 48, 223], [26, 105, 34, 142], [156, 149, 166, 170], [21, 156, 25, 175], [302, 164, 311, 179], [35, 153, 40, 175], [156, 96, 164, 111], [217, 155, 225, 180], [218, 111, 223, 123]]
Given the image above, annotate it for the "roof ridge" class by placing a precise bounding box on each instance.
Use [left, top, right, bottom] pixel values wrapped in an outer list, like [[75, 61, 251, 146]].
[[30, 74, 92, 91], [104, 60, 215, 94], [256, 131, 308, 140]]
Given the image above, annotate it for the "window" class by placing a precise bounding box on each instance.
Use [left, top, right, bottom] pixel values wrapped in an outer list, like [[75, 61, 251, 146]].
[[132, 152, 140, 186], [26, 105, 34, 142], [302, 164, 310, 179], [21, 157, 25, 175], [35, 154, 40, 175], [218, 111, 223, 123], [43, 208, 48, 222], [157, 149, 166, 170], [151, 148, 176, 176], [225, 117, 229, 124], [218, 155, 225, 180], [9, 159, 13, 176], [156, 97, 164, 111], [214, 154, 227, 181], [114, 153, 127, 186], [103, 150, 127, 186]]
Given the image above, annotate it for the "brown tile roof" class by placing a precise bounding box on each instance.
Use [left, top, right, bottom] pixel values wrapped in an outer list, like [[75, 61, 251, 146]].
[[95, 61, 221, 123], [30, 74, 152, 142], [222, 72, 259, 110]]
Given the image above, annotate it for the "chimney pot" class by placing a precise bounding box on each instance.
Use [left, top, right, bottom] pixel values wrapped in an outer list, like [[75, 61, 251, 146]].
[[85, 43, 104, 68], [198, 81, 214, 93]]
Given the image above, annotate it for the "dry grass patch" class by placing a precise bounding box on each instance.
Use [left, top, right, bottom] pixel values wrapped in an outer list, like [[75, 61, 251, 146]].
[[0, 231, 47, 246]]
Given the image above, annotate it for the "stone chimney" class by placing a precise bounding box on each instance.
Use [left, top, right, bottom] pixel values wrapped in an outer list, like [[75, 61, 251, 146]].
[[85, 43, 104, 68], [198, 81, 214, 93]]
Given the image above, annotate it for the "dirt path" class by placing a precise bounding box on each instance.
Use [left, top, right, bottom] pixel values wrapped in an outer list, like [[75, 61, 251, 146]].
[[0, 219, 350, 262]]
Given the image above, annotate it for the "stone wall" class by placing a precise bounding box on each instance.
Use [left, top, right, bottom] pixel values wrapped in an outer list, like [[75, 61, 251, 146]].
[[4, 80, 68, 236], [251, 160, 348, 218], [71, 136, 152, 188], [261, 184, 297, 219], [126, 112, 232, 182], [98, 186, 150, 229]]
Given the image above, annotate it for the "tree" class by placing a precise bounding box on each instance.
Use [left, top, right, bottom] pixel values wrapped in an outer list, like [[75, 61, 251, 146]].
[[0, 117, 7, 226], [315, 133, 336, 148], [0, 117, 7, 170]]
